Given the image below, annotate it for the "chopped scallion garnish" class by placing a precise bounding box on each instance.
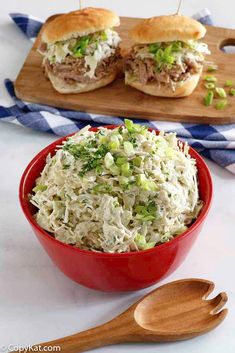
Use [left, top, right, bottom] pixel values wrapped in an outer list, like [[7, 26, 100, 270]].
[[205, 83, 215, 90], [204, 75, 217, 83], [33, 184, 47, 192], [225, 80, 234, 87], [203, 91, 214, 106], [229, 88, 235, 96], [149, 43, 161, 54], [215, 99, 228, 110], [215, 87, 227, 98], [207, 65, 218, 72]]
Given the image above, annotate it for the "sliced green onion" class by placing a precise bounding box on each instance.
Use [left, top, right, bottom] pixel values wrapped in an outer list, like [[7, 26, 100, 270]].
[[143, 242, 156, 250], [171, 41, 183, 52], [104, 152, 114, 169], [118, 176, 129, 186], [149, 43, 161, 54], [229, 88, 235, 96], [204, 75, 217, 83], [98, 135, 108, 144], [207, 65, 218, 72], [215, 87, 227, 98], [100, 31, 108, 41], [205, 83, 215, 90], [215, 99, 228, 110], [136, 214, 155, 222], [123, 141, 134, 156], [124, 119, 147, 135], [74, 49, 83, 58], [33, 184, 47, 192], [116, 157, 127, 166], [124, 118, 135, 132], [154, 45, 176, 71], [135, 201, 157, 222], [225, 80, 234, 87], [203, 91, 214, 106], [137, 174, 157, 191], [133, 156, 142, 167], [73, 36, 90, 57], [135, 234, 155, 249], [121, 162, 131, 177], [109, 135, 120, 151], [109, 165, 120, 176], [135, 234, 146, 247], [92, 184, 112, 194]]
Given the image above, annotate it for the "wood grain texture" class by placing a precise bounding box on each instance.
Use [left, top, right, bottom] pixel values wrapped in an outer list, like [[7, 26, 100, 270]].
[[15, 16, 235, 124], [16, 279, 228, 353]]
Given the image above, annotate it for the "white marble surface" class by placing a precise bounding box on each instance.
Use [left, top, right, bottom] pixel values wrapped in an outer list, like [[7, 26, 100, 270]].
[[0, 1, 235, 352]]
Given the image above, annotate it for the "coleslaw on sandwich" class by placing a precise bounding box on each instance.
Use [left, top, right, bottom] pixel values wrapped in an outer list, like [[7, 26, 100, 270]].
[[30, 120, 202, 253]]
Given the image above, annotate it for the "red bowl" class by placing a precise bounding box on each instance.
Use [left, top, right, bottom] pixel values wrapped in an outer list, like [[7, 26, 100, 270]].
[[19, 126, 213, 292]]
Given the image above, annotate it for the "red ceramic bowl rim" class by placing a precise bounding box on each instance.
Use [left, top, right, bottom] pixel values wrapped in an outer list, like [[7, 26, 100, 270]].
[[19, 125, 213, 258]]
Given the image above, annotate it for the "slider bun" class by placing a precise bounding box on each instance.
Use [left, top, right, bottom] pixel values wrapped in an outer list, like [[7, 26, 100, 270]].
[[129, 15, 206, 43], [125, 70, 202, 98], [42, 7, 120, 44], [46, 70, 118, 94]]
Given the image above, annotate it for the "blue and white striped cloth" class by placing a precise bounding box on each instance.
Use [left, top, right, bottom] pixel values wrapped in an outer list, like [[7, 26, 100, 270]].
[[0, 9, 235, 174]]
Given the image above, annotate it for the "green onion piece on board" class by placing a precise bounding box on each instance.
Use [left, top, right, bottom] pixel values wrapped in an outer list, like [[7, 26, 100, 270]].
[[225, 80, 234, 87], [229, 88, 235, 96], [205, 83, 215, 90], [215, 87, 227, 98], [207, 65, 218, 72], [204, 75, 217, 82], [215, 99, 228, 110], [203, 91, 214, 106]]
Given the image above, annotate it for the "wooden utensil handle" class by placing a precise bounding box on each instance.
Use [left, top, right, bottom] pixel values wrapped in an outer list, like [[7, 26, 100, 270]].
[[21, 321, 127, 353]]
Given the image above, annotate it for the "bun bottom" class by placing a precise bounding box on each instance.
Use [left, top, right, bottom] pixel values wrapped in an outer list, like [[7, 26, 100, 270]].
[[47, 70, 117, 94], [125, 70, 202, 98]]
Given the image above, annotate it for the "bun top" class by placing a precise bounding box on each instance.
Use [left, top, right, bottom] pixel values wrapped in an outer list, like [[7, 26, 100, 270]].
[[42, 7, 120, 44], [129, 15, 206, 43]]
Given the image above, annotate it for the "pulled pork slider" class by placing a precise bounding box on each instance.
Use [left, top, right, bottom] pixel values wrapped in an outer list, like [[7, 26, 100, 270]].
[[39, 8, 121, 93], [125, 15, 210, 97]]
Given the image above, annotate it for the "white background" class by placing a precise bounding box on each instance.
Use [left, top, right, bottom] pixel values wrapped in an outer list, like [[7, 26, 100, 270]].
[[0, 1, 235, 352]]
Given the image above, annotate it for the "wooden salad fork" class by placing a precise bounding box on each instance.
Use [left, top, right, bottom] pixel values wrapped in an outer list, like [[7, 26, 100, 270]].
[[21, 279, 228, 352]]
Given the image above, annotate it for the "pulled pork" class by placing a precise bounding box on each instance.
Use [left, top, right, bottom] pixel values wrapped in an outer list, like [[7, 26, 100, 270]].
[[44, 49, 121, 84], [124, 45, 204, 91]]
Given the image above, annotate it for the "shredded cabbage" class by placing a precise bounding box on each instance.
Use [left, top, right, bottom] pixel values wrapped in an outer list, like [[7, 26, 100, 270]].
[[135, 40, 210, 71], [30, 120, 203, 253], [41, 29, 120, 78]]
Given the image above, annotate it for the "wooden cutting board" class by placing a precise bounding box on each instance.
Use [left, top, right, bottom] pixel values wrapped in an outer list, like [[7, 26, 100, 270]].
[[15, 15, 235, 124]]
